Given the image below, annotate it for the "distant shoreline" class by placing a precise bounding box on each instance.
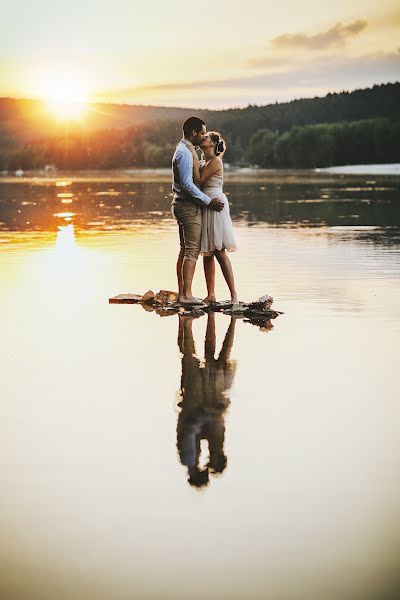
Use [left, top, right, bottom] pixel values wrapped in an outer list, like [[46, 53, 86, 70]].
[[316, 164, 400, 175], [1, 164, 400, 184]]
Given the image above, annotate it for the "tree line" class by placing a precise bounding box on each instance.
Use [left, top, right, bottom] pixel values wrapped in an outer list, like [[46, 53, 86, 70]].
[[0, 124, 177, 171], [245, 118, 400, 168]]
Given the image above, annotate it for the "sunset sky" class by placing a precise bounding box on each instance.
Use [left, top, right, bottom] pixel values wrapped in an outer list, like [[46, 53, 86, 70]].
[[1, 0, 399, 108]]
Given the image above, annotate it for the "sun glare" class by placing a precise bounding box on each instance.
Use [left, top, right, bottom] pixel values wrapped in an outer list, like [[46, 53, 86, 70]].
[[41, 77, 89, 120]]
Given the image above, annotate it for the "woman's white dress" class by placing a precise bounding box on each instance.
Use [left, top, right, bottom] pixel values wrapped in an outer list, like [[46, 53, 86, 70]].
[[200, 166, 237, 256]]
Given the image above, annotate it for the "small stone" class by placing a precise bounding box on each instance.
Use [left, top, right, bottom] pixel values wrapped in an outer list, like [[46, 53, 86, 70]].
[[141, 303, 154, 313], [225, 304, 245, 315], [155, 306, 180, 317], [244, 317, 274, 332], [154, 290, 178, 305], [246, 308, 279, 319], [248, 301, 270, 311], [210, 300, 232, 311], [141, 290, 155, 304], [108, 293, 142, 304], [257, 294, 274, 307]]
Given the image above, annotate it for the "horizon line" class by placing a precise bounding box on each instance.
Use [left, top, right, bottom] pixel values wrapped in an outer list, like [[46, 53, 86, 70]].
[[0, 81, 399, 112]]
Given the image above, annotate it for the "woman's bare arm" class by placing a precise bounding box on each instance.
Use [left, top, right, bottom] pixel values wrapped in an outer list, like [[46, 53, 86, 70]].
[[198, 156, 222, 185]]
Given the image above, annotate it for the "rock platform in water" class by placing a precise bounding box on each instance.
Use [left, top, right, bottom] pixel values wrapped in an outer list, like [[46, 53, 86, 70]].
[[109, 290, 283, 330]]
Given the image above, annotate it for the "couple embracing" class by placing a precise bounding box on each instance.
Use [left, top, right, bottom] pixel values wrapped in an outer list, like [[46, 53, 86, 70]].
[[172, 116, 238, 306]]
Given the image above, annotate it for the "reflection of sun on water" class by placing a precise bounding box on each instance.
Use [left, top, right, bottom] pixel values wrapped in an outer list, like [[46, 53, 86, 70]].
[[52, 224, 89, 296], [54, 212, 75, 222], [56, 181, 72, 187], [56, 224, 76, 255]]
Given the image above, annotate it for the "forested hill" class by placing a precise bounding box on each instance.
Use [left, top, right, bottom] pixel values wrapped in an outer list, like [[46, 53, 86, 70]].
[[0, 82, 399, 170], [0, 82, 399, 145], [216, 82, 400, 148], [0, 98, 212, 142]]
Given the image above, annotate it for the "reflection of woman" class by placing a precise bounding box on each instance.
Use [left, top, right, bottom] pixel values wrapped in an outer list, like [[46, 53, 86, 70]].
[[189, 132, 238, 305], [176, 313, 237, 488]]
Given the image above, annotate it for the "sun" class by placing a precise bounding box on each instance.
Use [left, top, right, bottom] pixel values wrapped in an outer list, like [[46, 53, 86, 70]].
[[40, 77, 89, 120]]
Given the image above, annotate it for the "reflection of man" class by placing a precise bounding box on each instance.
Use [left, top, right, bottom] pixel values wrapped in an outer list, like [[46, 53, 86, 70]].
[[176, 313, 237, 488], [172, 117, 224, 306]]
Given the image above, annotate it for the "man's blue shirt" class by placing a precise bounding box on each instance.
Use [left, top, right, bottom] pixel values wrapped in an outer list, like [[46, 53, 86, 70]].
[[172, 139, 211, 206]]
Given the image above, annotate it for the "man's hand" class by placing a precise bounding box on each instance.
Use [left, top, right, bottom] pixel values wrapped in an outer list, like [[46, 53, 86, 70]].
[[209, 198, 224, 212]]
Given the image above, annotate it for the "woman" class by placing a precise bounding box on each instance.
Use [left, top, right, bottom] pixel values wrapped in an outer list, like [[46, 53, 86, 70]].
[[190, 132, 238, 305]]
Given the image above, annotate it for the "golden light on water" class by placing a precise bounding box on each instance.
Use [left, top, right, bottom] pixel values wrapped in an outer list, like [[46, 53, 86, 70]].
[[57, 193, 73, 198], [56, 223, 76, 251], [53, 212, 75, 222]]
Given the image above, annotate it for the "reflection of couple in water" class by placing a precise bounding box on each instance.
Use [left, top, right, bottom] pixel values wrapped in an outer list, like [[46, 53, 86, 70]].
[[176, 313, 237, 488]]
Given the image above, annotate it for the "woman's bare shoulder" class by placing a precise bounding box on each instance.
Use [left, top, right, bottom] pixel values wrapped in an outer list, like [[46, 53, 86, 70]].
[[214, 156, 223, 171]]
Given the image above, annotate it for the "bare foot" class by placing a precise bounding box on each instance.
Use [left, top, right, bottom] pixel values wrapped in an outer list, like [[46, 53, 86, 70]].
[[202, 295, 217, 304], [231, 295, 238, 304], [178, 296, 204, 306]]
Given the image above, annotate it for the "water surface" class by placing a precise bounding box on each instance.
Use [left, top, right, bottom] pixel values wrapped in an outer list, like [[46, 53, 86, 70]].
[[1, 170, 400, 600]]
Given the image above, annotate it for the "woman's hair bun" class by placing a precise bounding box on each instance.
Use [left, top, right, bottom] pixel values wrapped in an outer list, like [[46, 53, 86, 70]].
[[209, 131, 227, 156]]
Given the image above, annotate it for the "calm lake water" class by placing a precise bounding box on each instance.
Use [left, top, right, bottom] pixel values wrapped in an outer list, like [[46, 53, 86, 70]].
[[1, 169, 400, 600]]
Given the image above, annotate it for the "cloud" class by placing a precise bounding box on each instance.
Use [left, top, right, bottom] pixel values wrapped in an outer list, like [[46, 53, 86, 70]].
[[120, 50, 399, 91], [239, 50, 400, 93], [271, 20, 368, 51]]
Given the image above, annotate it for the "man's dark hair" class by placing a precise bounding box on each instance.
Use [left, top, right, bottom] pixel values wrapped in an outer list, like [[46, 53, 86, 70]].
[[183, 116, 206, 137]]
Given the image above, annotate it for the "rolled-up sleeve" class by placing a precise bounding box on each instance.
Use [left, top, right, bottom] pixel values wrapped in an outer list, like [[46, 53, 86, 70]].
[[176, 150, 211, 206]]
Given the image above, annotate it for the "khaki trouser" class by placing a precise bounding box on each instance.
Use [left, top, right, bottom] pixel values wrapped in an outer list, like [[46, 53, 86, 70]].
[[172, 200, 202, 263]]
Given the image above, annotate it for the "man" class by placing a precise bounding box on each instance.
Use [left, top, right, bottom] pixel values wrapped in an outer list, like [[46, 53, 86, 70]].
[[172, 116, 224, 305]]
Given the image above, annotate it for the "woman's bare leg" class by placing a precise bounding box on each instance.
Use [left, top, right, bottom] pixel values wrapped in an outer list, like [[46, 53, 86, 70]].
[[203, 255, 216, 303], [215, 249, 238, 303], [204, 312, 216, 358]]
